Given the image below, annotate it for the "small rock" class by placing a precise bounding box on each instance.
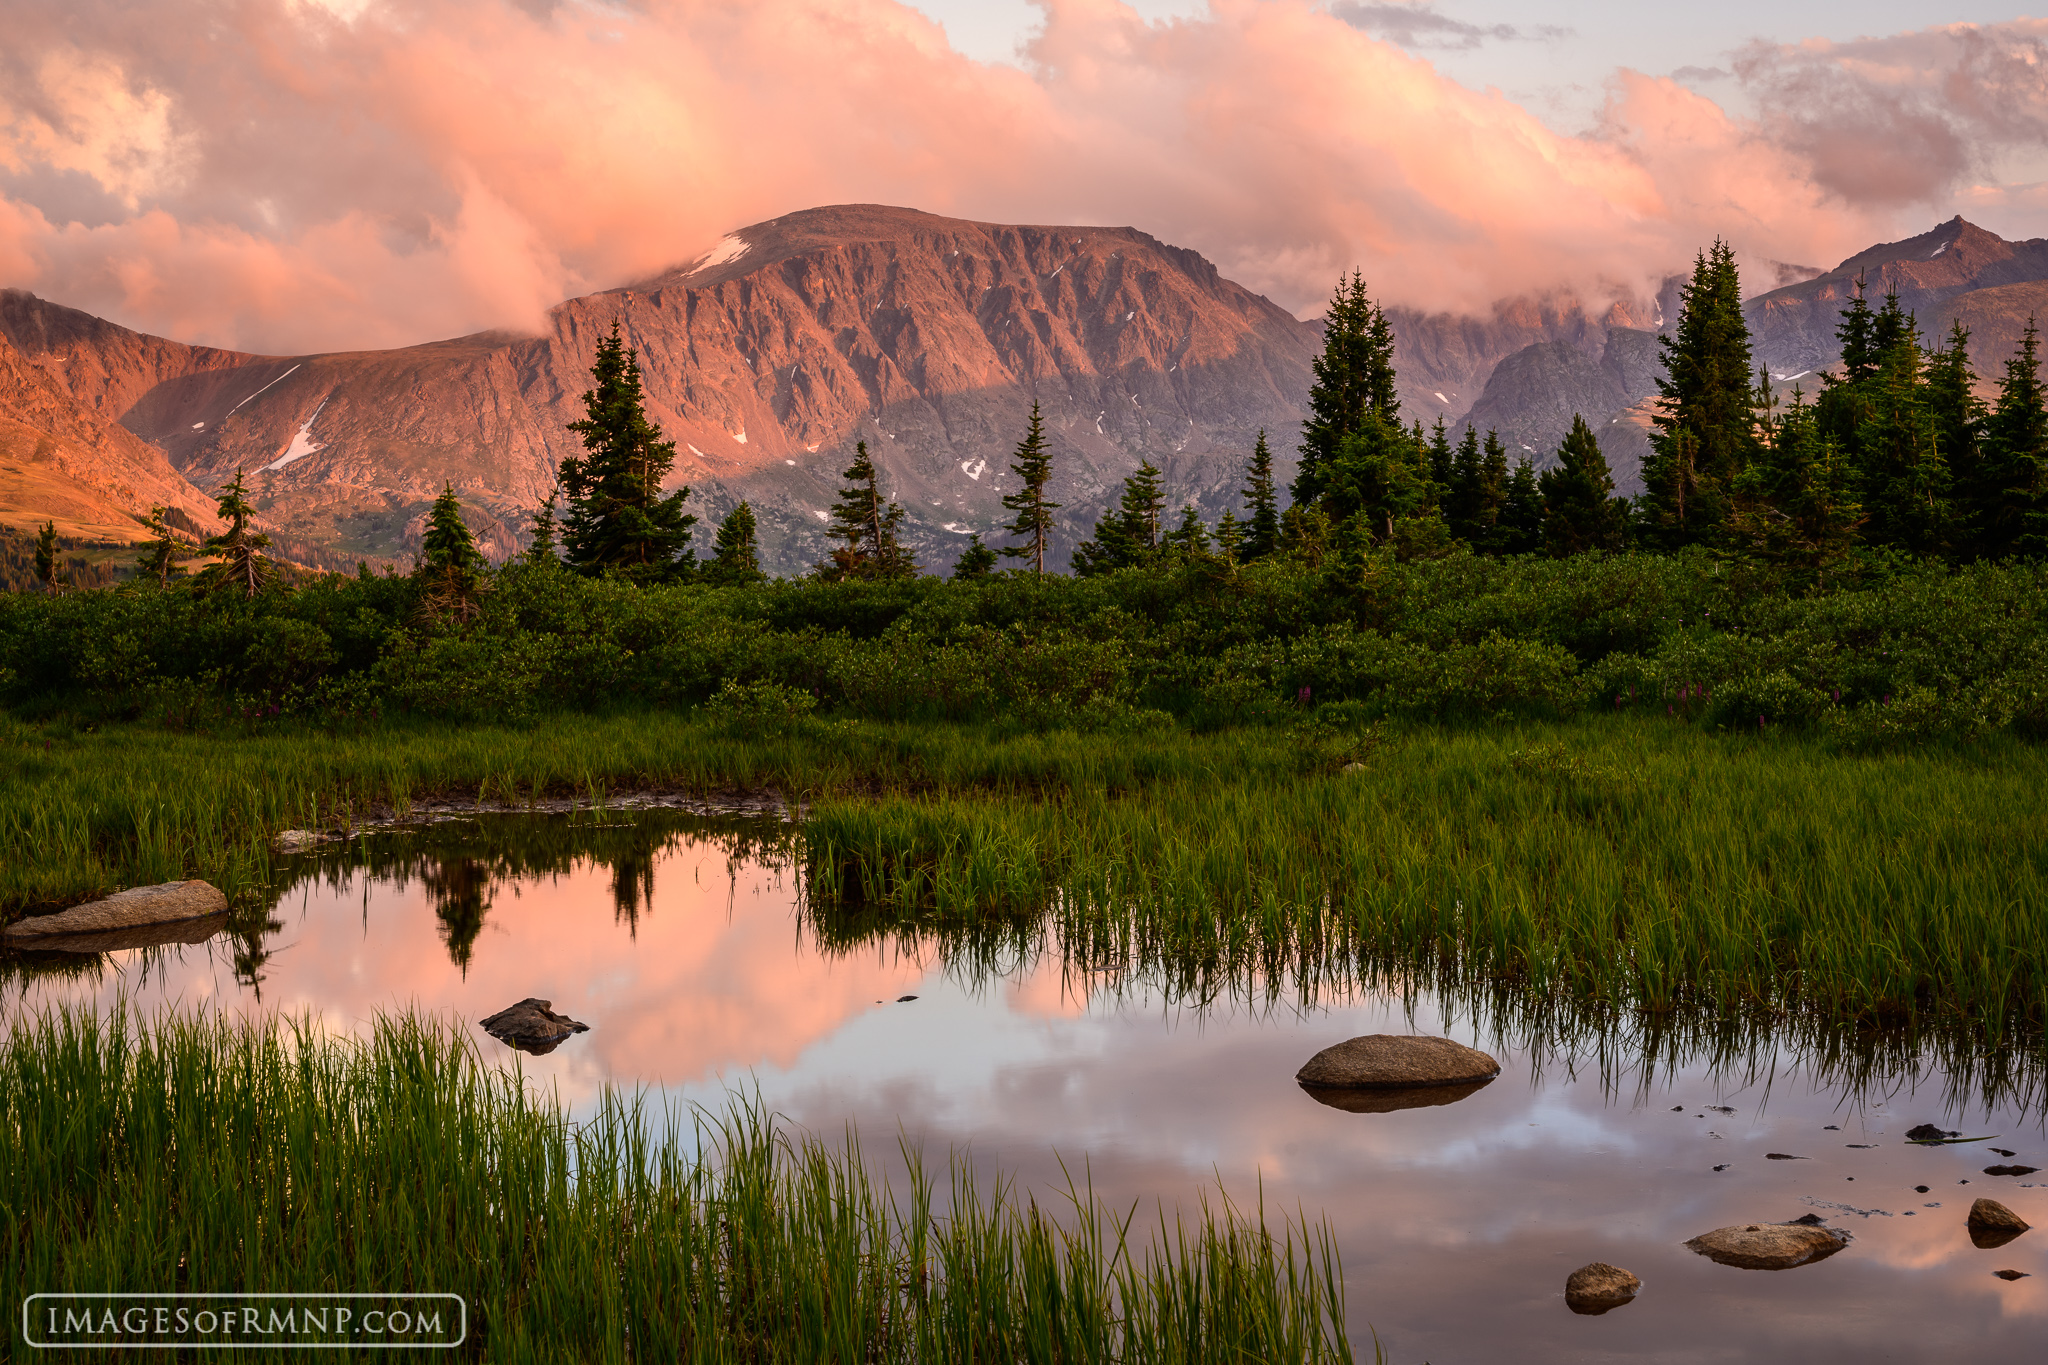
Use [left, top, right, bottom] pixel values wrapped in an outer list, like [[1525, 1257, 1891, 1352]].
[[1916, 1186, 1930, 1193], [1766, 1153, 1808, 1160], [1824, 1125, 1839, 1130], [1906, 1123, 1961, 1142], [1295, 1035, 1501, 1091], [1671, 1106, 1684, 1112], [1684, 1223, 1850, 1270], [1990, 1147, 2017, 1157], [1713, 1164, 1729, 1171], [1707, 1105, 1736, 1115], [896, 995, 918, 1002], [1984, 1165, 2040, 1177], [1994, 1269, 2031, 1281], [1341, 762, 1369, 773], [5, 881, 228, 940], [1967, 1198, 2031, 1252], [273, 829, 322, 853], [1846, 1143, 1876, 1148], [1789, 1213, 1827, 1226], [1564, 1262, 1640, 1315], [479, 998, 590, 1056]]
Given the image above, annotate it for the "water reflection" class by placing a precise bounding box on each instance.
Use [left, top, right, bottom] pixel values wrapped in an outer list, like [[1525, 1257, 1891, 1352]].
[[4, 813, 2044, 1363]]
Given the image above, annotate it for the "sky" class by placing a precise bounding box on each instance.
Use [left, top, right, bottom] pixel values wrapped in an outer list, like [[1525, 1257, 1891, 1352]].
[[2, 0, 2046, 355]]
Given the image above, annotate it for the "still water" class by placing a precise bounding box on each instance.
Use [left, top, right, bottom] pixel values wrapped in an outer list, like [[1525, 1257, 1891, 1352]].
[[8, 813, 2045, 1363]]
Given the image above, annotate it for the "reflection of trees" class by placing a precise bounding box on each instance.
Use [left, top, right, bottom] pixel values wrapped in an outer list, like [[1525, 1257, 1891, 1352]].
[[423, 857, 493, 973], [610, 852, 655, 935]]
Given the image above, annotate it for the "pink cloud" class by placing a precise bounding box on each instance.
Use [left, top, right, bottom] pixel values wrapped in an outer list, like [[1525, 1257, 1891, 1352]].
[[0, 0, 2016, 354]]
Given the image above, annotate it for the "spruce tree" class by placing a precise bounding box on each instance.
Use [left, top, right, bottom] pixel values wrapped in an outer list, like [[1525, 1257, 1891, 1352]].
[[1214, 509, 1245, 564], [526, 486, 561, 566], [1240, 430, 1281, 561], [33, 521, 59, 593], [134, 506, 183, 589], [951, 534, 998, 580], [199, 469, 272, 599], [821, 442, 914, 581], [561, 321, 696, 582], [1163, 503, 1212, 558], [1072, 459, 1166, 576], [1855, 321, 1952, 554], [1731, 388, 1862, 573], [1425, 416, 1455, 509], [1925, 320, 1987, 553], [1499, 458, 1543, 555], [1474, 431, 1511, 553], [706, 502, 767, 586], [417, 483, 488, 623], [1538, 416, 1624, 556], [1642, 241, 1761, 547], [1319, 412, 1430, 539], [998, 402, 1059, 574], [1976, 317, 2047, 558], [1294, 272, 1399, 506]]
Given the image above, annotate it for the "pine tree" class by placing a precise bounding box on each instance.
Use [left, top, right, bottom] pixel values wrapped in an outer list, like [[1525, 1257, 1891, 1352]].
[[1319, 411, 1430, 539], [1642, 241, 1761, 547], [561, 321, 696, 582], [998, 402, 1059, 574], [1294, 272, 1399, 506], [134, 506, 183, 589], [526, 486, 561, 566], [199, 469, 272, 599], [1499, 458, 1543, 555], [417, 483, 488, 623], [1425, 416, 1455, 509], [1538, 416, 1624, 556], [951, 534, 998, 580], [821, 442, 915, 580], [1855, 321, 1952, 554], [1976, 317, 2047, 559], [1925, 320, 1987, 553], [1163, 503, 1212, 559], [1072, 460, 1166, 576], [1214, 508, 1245, 564], [1240, 430, 1282, 561], [33, 521, 59, 593], [705, 501, 767, 586], [1731, 388, 1862, 572]]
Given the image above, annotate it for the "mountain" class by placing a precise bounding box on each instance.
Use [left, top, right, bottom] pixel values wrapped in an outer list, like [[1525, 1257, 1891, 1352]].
[[0, 205, 1676, 572], [5, 209, 2039, 568]]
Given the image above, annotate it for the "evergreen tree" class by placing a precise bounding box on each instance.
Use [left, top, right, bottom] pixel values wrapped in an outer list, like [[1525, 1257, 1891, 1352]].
[[1925, 320, 1988, 552], [1855, 320, 1953, 554], [821, 442, 915, 580], [134, 506, 183, 589], [1473, 431, 1511, 553], [1319, 411, 1431, 539], [1294, 272, 1399, 506], [1072, 460, 1166, 576], [561, 322, 696, 582], [951, 534, 999, 580], [199, 469, 272, 599], [706, 502, 767, 586], [998, 402, 1059, 574], [33, 520, 59, 593], [1642, 241, 1761, 547], [1499, 458, 1543, 555], [1240, 430, 1282, 561], [1976, 317, 2047, 559], [1538, 416, 1625, 556], [1731, 388, 1862, 572], [1163, 503, 1213, 559], [1214, 508, 1245, 564], [526, 486, 561, 566], [417, 483, 488, 623], [1425, 416, 1455, 509]]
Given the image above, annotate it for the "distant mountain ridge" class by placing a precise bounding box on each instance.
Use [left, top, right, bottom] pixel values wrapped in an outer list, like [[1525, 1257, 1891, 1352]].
[[2, 209, 2041, 566]]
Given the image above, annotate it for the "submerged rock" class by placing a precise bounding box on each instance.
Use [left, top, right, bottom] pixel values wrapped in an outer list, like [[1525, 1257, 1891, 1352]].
[[1906, 1123, 1961, 1142], [1983, 1165, 2040, 1177], [480, 999, 590, 1056], [5, 881, 228, 940], [1994, 1269, 2031, 1281], [1295, 1035, 1500, 1091], [1564, 1262, 1640, 1315], [1684, 1223, 1849, 1270], [1967, 1199, 2031, 1250]]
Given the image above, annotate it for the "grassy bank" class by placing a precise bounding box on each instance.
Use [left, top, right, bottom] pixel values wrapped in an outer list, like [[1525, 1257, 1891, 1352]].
[[6, 709, 2045, 1039], [0, 1003, 1356, 1363]]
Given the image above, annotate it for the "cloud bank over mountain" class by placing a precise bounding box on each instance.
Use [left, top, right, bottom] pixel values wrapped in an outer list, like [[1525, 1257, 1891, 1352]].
[[0, 0, 2037, 355]]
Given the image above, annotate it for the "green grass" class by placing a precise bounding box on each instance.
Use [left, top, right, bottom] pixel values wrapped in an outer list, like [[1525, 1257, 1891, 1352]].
[[6, 707, 2046, 1042], [0, 1002, 1355, 1363]]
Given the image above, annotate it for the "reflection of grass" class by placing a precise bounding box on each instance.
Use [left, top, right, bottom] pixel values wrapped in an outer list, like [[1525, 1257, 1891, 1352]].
[[0, 1004, 1357, 1363]]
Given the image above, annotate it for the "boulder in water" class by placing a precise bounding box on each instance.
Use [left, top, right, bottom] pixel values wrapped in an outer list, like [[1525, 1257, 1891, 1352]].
[[1295, 1035, 1500, 1092], [1564, 1262, 1640, 1314], [480, 999, 590, 1056], [1968, 1199, 2030, 1250], [5, 881, 228, 941], [1684, 1223, 1849, 1270]]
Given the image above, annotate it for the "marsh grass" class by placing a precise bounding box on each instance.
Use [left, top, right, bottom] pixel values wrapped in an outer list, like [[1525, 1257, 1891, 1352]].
[[0, 1003, 1356, 1363]]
